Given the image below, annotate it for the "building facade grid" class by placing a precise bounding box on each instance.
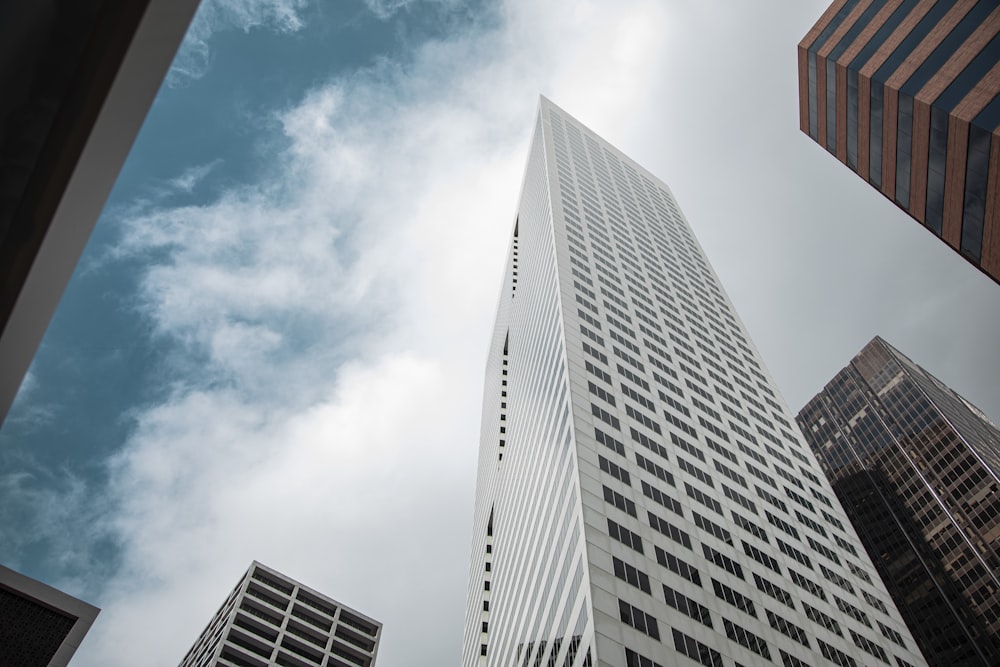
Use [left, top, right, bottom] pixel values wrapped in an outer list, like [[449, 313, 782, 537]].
[[179, 561, 380, 667], [462, 97, 927, 667], [797, 336, 1000, 666]]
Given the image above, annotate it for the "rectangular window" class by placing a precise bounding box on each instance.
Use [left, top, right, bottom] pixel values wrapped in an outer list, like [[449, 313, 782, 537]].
[[618, 599, 660, 640], [663, 585, 712, 627], [723, 618, 771, 660], [672, 628, 723, 667], [712, 579, 755, 616], [612, 557, 651, 594], [655, 546, 700, 585], [702, 544, 743, 579]]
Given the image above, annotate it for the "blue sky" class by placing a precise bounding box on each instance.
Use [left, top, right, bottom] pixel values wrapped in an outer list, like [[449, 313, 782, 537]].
[[2, 1, 999, 665]]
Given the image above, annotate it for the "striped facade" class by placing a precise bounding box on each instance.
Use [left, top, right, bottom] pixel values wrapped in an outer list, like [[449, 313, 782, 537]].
[[798, 0, 1000, 284]]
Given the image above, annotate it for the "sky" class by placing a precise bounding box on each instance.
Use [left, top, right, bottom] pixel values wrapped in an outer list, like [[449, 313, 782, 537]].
[[1, 0, 999, 665]]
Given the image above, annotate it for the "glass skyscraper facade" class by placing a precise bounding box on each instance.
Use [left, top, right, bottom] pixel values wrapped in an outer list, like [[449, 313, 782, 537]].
[[462, 98, 926, 667], [797, 336, 1000, 666]]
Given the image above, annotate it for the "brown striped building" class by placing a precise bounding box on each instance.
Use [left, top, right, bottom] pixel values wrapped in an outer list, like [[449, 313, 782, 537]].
[[798, 1, 1000, 284]]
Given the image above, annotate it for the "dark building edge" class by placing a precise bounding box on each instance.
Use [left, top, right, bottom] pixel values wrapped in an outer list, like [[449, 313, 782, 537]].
[[0, 0, 203, 425]]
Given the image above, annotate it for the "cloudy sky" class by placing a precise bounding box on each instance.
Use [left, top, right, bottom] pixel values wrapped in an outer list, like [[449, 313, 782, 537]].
[[2, 0, 999, 665]]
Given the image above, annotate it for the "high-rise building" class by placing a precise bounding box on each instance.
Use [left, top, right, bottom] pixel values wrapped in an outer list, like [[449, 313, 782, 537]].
[[0, 563, 99, 667], [797, 336, 1000, 666], [179, 561, 381, 667], [797, 1, 1000, 285], [462, 97, 926, 667]]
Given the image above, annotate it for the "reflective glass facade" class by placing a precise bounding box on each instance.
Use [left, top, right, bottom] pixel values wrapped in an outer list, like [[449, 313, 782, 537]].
[[462, 98, 926, 667], [798, 0, 1000, 285], [798, 336, 1000, 666]]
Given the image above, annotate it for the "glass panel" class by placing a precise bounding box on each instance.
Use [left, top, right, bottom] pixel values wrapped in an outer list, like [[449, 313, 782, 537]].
[[961, 124, 991, 262], [895, 93, 913, 209], [924, 106, 948, 236], [870, 81, 884, 188]]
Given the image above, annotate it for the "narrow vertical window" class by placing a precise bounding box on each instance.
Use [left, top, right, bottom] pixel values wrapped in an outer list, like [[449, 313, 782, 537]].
[[895, 93, 913, 209], [961, 124, 991, 262], [826, 59, 837, 153], [808, 52, 818, 140], [846, 69, 858, 170], [869, 81, 883, 188], [925, 106, 948, 236]]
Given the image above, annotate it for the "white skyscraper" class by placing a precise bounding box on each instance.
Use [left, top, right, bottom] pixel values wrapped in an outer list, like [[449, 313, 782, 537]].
[[461, 98, 926, 667]]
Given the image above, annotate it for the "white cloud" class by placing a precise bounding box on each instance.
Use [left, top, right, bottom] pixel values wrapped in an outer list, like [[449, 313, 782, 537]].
[[168, 160, 223, 194], [80, 2, 691, 664], [58, 0, 1000, 665]]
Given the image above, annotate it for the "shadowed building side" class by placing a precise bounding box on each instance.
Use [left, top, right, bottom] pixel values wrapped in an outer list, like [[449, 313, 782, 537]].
[[0, 564, 100, 667]]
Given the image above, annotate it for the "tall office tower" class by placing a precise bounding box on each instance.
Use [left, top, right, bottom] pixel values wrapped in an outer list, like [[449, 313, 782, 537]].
[[0, 563, 99, 667], [461, 97, 926, 667], [797, 1, 1000, 285], [179, 561, 381, 667], [797, 336, 1000, 666]]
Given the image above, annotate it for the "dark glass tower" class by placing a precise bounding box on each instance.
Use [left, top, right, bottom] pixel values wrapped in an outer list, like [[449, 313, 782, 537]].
[[797, 336, 1000, 666], [798, 1, 1000, 285]]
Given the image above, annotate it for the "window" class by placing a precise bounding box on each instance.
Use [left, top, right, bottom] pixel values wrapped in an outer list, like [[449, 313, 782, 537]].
[[685, 483, 723, 515], [766, 511, 799, 539], [692, 512, 732, 545], [702, 544, 743, 579], [802, 602, 841, 635], [672, 629, 723, 667], [640, 480, 683, 516], [877, 621, 906, 648], [712, 579, 755, 616], [820, 564, 854, 594], [776, 539, 812, 569], [789, 568, 825, 601], [724, 487, 758, 514], [677, 458, 714, 488], [723, 618, 770, 659], [654, 546, 700, 585], [603, 485, 637, 517], [591, 403, 620, 430], [599, 456, 631, 485], [635, 452, 674, 485], [625, 648, 665, 667], [608, 518, 644, 553], [619, 599, 660, 640], [613, 556, 652, 594], [753, 573, 793, 608], [663, 585, 712, 627], [818, 639, 857, 667], [835, 596, 871, 627], [743, 541, 781, 573], [850, 630, 889, 664], [589, 381, 616, 406], [647, 511, 691, 548], [595, 428, 626, 456], [766, 609, 809, 646]]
